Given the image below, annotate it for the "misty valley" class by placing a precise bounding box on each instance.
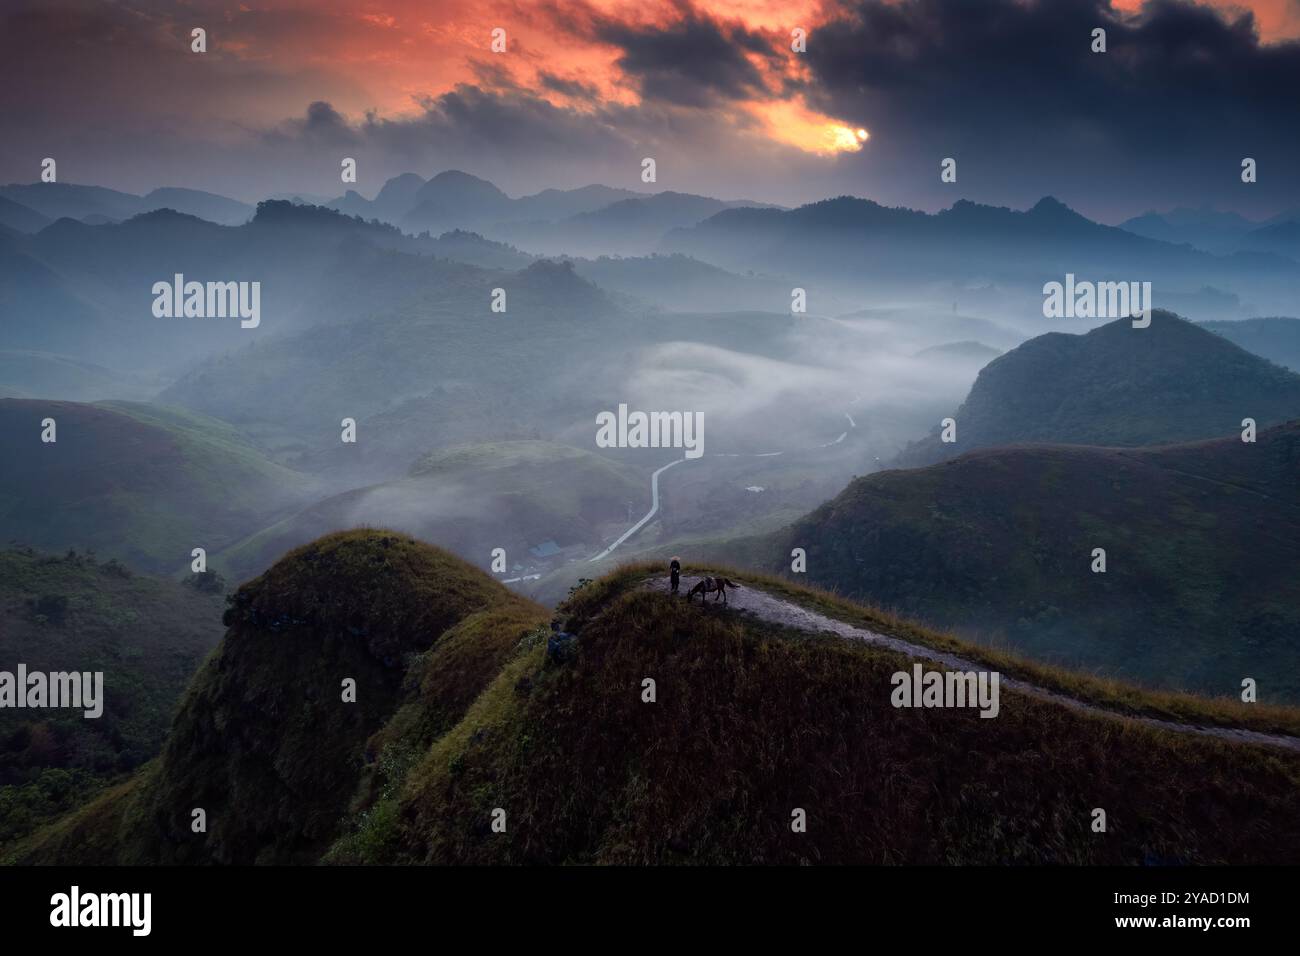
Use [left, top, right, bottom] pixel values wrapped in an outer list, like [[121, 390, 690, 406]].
[[3, 164, 1300, 873], [9, 2, 1300, 944]]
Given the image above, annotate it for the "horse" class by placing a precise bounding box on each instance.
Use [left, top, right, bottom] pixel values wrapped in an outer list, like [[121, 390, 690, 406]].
[[685, 575, 740, 605]]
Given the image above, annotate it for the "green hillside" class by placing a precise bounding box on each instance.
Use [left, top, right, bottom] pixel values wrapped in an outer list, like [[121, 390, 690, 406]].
[[11, 532, 1300, 866], [0, 399, 316, 573], [0, 548, 225, 848], [766, 420, 1300, 700], [898, 311, 1300, 466], [0, 351, 155, 402]]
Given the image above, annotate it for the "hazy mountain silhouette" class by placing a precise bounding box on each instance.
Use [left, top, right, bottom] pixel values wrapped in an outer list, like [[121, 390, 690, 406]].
[[897, 311, 1300, 466], [0, 196, 51, 233], [1239, 220, 1300, 260], [1118, 207, 1259, 253], [1201, 317, 1300, 371], [663, 195, 1300, 307], [401, 170, 514, 232], [328, 171, 643, 231], [141, 188, 254, 225], [0, 182, 252, 226]]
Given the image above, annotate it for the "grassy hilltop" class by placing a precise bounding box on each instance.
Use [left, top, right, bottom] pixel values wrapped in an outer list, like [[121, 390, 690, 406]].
[[898, 311, 1300, 467], [9, 530, 1300, 866]]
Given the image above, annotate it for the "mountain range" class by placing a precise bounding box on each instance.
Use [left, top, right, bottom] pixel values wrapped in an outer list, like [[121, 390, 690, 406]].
[[660, 196, 1300, 313], [5, 165, 1300, 868], [0, 183, 255, 228], [1119, 205, 1300, 256]]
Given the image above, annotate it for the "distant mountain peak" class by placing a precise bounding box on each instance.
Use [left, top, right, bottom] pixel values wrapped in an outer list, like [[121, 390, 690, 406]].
[[520, 257, 579, 279], [251, 199, 398, 236], [1028, 195, 1078, 218], [896, 308, 1300, 468], [125, 207, 209, 225], [425, 169, 507, 194], [382, 172, 425, 187]]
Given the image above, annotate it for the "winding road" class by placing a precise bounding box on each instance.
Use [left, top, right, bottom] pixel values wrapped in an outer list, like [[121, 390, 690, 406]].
[[590, 405, 861, 562], [646, 576, 1300, 753], [588, 458, 688, 563]]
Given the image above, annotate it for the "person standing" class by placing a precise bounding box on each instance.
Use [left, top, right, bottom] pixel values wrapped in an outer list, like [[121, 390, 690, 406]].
[[670, 556, 681, 594]]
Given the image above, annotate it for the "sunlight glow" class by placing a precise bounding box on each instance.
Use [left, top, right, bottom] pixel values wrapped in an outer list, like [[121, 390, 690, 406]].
[[756, 100, 870, 156]]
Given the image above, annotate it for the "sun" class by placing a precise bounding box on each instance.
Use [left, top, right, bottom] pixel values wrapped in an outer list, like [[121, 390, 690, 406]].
[[825, 123, 870, 153], [753, 100, 871, 156]]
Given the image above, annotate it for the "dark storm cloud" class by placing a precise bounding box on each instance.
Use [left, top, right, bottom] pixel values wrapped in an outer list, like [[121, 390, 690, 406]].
[[264, 101, 362, 148], [257, 85, 640, 192], [801, 0, 1300, 216], [3, 0, 1298, 216], [588, 2, 781, 107], [538, 71, 602, 101], [251, 80, 817, 202]]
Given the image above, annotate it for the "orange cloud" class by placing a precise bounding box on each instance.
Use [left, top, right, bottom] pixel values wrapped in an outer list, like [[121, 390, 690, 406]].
[[753, 98, 870, 155], [91, 0, 1300, 159], [1111, 0, 1300, 40]]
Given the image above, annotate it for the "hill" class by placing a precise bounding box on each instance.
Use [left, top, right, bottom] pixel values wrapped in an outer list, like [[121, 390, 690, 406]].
[[401, 171, 513, 233], [1117, 207, 1257, 253], [154, 255, 629, 476], [140, 188, 254, 226], [328, 171, 643, 232], [0, 548, 225, 848], [5, 201, 468, 369], [493, 190, 773, 257], [913, 341, 1002, 361], [1202, 317, 1300, 371], [0, 196, 51, 234], [0, 183, 146, 223], [0, 399, 315, 573], [766, 421, 1300, 700], [9, 531, 547, 864], [10, 535, 1300, 865], [0, 351, 156, 401], [0, 242, 114, 358], [661, 196, 1300, 313], [569, 253, 797, 313], [0, 182, 251, 226], [1238, 220, 1300, 260], [897, 311, 1300, 466]]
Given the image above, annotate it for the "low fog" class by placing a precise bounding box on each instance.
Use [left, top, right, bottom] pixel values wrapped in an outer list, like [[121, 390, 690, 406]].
[[3, 176, 1299, 599]]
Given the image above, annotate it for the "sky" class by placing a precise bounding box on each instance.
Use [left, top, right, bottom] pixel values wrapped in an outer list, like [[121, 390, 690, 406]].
[[2, 0, 1299, 222]]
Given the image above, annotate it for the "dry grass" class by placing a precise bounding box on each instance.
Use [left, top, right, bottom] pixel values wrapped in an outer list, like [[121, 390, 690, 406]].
[[573, 561, 1300, 737]]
